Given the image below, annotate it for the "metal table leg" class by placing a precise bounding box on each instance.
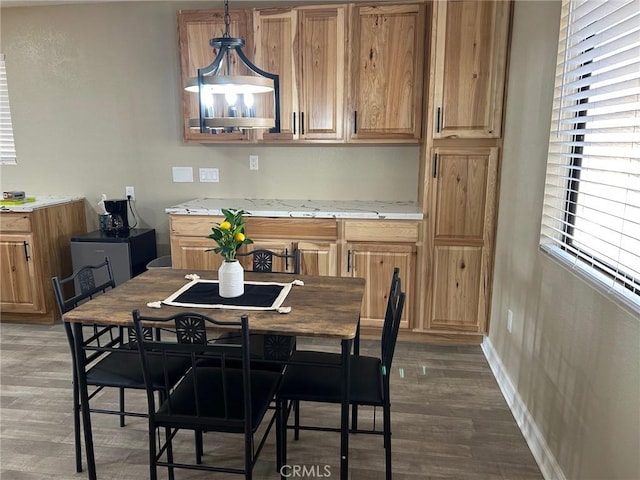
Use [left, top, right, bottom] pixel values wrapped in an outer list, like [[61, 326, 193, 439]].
[[340, 338, 352, 480], [71, 322, 97, 480]]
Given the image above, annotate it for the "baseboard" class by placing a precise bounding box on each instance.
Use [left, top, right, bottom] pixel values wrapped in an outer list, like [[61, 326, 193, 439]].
[[481, 337, 567, 480]]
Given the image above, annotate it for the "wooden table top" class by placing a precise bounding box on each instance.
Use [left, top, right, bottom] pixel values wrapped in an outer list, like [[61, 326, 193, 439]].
[[63, 269, 366, 340]]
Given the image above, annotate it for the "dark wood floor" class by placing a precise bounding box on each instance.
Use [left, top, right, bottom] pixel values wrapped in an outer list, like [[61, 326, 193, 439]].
[[0, 322, 544, 480]]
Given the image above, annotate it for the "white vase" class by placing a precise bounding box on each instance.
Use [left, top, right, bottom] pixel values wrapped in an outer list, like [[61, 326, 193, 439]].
[[218, 259, 244, 298]]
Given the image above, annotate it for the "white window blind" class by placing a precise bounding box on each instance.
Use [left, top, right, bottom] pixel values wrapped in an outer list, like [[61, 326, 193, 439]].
[[0, 54, 17, 165], [540, 0, 640, 312]]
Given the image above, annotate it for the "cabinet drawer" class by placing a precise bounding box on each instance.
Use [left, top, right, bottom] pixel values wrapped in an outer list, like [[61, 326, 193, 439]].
[[247, 218, 337, 240], [0, 214, 31, 232], [172, 215, 339, 240], [343, 220, 419, 243], [171, 215, 222, 237]]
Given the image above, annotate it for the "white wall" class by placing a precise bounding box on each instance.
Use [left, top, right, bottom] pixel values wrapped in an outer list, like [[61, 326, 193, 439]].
[[0, 1, 420, 254], [491, 1, 640, 479]]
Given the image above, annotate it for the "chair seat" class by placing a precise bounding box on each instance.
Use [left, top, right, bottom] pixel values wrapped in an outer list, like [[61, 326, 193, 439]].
[[156, 367, 281, 433], [279, 351, 384, 405], [86, 351, 189, 390]]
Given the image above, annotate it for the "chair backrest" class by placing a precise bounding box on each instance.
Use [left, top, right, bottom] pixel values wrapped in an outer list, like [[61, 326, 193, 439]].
[[132, 310, 254, 433], [52, 257, 116, 315], [52, 257, 120, 373], [236, 248, 301, 274], [380, 267, 405, 373]]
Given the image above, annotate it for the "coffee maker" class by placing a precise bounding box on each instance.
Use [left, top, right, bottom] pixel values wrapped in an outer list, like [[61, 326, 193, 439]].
[[102, 199, 130, 236]]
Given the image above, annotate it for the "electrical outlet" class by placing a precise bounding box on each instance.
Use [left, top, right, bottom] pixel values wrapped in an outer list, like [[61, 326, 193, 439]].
[[507, 309, 513, 333], [249, 155, 259, 170], [125, 186, 135, 201]]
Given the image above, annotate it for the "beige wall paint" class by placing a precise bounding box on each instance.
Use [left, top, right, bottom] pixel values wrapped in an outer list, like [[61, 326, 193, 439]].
[[492, 1, 639, 479], [0, 1, 419, 254]]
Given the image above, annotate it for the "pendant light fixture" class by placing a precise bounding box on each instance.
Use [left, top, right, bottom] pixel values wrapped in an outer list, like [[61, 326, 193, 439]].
[[185, 0, 280, 134]]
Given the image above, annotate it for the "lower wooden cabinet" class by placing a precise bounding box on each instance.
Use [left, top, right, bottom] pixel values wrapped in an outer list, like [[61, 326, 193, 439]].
[[169, 215, 420, 333], [297, 240, 338, 277], [0, 231, 43, 313], [0, 200, 87, 324], [344, 242, 415, 329]]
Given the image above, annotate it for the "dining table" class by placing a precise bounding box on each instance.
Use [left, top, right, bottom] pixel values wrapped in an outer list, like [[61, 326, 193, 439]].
[[62, 268, 366, 480]]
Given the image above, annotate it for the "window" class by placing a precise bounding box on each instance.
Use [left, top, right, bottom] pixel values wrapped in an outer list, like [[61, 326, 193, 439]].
[[0, 53, 17, 165], [540, 0, 640, 312]]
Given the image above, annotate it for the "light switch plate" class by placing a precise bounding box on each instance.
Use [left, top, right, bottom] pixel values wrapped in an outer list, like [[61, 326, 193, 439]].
[[199, 168, 219, 183], [172, 167, 194, 183]]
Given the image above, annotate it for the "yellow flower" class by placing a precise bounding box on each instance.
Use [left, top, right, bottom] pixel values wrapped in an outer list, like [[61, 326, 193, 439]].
[[234, 232, 245, 242], [219, 221, 231, 230]]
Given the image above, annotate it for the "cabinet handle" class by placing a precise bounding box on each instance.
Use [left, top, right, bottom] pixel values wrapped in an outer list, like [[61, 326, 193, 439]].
[[347, 249, 352, 272], [301, 111, 305, 135], [23, 241, 30, 261], [293, 112, 296, 135], [285, 248, 289, 271], [436, 107, 442, 133], [353, 111, 358, 134], [433, 153, 439, 178]]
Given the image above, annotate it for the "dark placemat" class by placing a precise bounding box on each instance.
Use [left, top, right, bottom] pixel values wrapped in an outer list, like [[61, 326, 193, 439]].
[[172, 281, 285, 308]]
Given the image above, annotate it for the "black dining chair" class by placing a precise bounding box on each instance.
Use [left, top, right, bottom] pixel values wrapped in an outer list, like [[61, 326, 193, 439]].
[[236, 248, 300, 275], [52, 258, 189, 474], [132, 310, 281, 480], [276, 267, 405, 480], [220, 247, 301, 368]]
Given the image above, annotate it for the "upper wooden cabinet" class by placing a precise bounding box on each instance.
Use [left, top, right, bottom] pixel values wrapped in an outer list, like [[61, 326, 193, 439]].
[[177, 9, 254, 143], [431, 0, 511, 139], [253, 6, 347, 142], [348, 3, 426, 143]]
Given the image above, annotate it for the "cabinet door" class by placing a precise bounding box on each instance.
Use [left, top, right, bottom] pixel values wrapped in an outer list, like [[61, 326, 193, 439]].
[[297, 6, 346, 141], [427, 147, 498, 332], [297, 241, 338, 276], [254, 6, 346, 141], [349, 3, 425, 142], [345, 242, 415, 329], [431, 0, 511, 138], [253, 8, 298, 138], [0, 233, 44, 313], [171, 236, 224, 271], [178, 9, 253, 143]]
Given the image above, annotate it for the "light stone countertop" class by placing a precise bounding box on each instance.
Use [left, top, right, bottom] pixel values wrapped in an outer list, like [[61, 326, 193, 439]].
[[0, 195, 84, 212], [165, 198, 423, 220]]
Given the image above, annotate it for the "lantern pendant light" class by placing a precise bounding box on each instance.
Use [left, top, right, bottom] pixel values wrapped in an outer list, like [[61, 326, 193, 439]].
[[185, 0, 280, 133]]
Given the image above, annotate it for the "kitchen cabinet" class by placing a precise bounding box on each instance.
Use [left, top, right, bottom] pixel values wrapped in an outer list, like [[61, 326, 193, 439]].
[[297, 240, 338, 276], [348, 2, 426, 143], [0, 200, 87, 324], [253, 6, 347, 142], [341, 220, 418, 329], [424, 146, 499, 334], [431, 0, 511, 139], [0, 231, 41, 313], [169, 214, 419, 331], [416, 0, 512, 341], [170, 215, 338, 273], [177, 9, 254, 143]]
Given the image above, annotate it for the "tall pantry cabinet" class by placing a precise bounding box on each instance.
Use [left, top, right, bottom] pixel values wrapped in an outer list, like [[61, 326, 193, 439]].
[[418, 0, 512, 340]]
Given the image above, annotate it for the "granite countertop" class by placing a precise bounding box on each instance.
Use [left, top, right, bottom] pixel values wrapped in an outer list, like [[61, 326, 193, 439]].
[[0, 195, 84, 212], [165, 198, 423, 220]]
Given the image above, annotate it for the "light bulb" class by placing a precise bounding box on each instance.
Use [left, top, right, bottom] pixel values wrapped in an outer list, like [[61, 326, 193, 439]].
[[225, 92, 237, 106]]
